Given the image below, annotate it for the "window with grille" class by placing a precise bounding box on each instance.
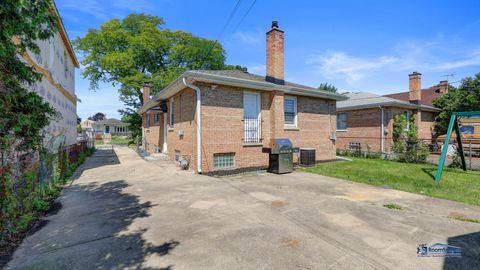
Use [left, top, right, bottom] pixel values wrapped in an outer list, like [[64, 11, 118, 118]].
[[175, 150, 181, 162], [214, 153, 235, 170], [284, 96, 297, 127], [337, 113, 347, 130]]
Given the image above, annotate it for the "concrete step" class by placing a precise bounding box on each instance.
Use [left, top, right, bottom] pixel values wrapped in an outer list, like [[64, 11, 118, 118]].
[[144, 153, 168, 161]]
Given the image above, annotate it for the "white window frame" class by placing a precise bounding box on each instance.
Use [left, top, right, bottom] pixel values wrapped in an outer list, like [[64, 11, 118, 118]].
[[169, 99, 174, 129], [243, 91, 262, 143], [284, 95, 297, 128], [336, 112, 348, 131]]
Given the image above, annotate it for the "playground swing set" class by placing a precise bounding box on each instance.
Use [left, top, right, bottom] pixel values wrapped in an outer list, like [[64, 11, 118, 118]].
[[435, 111, 480, 183]]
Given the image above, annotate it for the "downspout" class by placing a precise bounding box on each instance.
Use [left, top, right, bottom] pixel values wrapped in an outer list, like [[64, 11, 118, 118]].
[[182, 77, 202, 173], [378, 106, 385, 153]]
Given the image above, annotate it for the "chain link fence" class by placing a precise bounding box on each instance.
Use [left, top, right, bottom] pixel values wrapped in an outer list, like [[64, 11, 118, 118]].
[[336, 137, 480, 170], [1, 137, 94, 243]]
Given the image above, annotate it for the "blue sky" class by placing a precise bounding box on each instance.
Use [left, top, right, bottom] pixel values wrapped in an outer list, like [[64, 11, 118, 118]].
[[56, 0, 480, 120]]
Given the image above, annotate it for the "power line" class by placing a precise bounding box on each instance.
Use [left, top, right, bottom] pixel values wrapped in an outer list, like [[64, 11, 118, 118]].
[[197, 0, 244, 70], [232, 0, 257, 33]]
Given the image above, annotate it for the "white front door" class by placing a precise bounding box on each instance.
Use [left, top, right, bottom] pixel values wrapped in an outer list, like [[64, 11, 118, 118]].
[[243, 92, 261, 143]]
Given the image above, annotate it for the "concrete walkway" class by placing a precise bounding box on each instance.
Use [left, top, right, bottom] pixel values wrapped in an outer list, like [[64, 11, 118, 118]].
[[6, 147, 480, 269]]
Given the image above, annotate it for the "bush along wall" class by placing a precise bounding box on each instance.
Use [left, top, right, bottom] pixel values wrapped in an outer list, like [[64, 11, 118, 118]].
[[392, 114, 430, 163], [0, 142, 95, 247]]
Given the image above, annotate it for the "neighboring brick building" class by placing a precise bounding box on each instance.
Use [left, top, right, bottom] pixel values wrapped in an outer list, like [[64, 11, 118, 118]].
[[139, 22, 346, 173], [336, 72, 442, 154]]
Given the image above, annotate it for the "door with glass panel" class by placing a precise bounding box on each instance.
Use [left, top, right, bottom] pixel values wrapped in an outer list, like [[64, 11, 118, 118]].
[[243, 92, 261, 143]]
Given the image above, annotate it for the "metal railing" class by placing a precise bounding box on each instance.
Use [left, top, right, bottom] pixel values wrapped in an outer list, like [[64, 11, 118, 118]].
[[244, 117, 261, 143]]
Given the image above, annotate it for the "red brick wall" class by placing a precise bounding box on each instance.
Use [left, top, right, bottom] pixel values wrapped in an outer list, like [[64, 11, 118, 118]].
[[167, 88, 198, 171], [200, 83, 336, 172], [419, 111, 435, 141], [336, 107, 436, 154], [144, 112, 163, 153], [336, 108, 384, 152], [142, 82, 338, 173]]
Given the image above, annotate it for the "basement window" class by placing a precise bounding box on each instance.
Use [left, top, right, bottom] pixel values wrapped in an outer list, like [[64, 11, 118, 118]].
[[214, 153, 235, 170], [175, 150, 181, 162]]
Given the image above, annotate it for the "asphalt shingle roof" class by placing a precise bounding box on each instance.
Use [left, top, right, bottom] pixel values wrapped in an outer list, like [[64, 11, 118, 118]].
[[191, 70, 317, 90], [93, 118, 126, 125], [337, 92, 439, 111]]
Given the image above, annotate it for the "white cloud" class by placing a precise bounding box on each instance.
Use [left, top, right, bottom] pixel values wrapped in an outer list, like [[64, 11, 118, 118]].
[[233, 30, 262, 44], [307, 52, 398, 83], [247, 64, 265, 75], [435, 49, 480, 70], [59, 0, 108, 20], [307, 40, 480, 85], [57, 0, 168, 20]]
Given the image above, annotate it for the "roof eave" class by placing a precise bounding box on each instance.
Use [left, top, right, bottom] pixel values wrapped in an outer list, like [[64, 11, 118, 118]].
[[138, 71, 348, 114], [337, 102, 440, 112], [50, 0, 79, 67]]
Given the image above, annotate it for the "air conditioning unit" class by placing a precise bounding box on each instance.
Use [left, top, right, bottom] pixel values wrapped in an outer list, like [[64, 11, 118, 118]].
[[178, 129, 184, 136], [331, 132, 337, 141]]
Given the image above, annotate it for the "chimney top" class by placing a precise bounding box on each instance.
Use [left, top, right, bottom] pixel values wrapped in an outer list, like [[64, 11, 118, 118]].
[[409, 71, 422, 77], [266, 20, 285, 85], [439, 80, 448, 84]]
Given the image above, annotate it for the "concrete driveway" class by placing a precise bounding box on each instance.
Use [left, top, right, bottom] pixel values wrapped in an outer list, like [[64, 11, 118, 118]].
[[6, 147, 480, 269]]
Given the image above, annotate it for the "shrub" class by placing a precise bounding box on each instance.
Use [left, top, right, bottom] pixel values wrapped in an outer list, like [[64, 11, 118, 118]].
[[392, 114, 429, 164]]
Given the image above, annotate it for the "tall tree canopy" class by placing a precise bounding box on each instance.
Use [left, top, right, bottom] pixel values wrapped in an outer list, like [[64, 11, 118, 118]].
[[74, 13, 242, 138], [0, 0, 58, 152], [87, 112, 106, 121], [432, 72, 480, 135], [317, 83, 338, 93]]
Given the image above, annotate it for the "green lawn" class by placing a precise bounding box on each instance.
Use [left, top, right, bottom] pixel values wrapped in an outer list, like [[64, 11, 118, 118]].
[[111, 136, 131, 145], [95, 137, 132, 146], [302, 158, 480, 206]]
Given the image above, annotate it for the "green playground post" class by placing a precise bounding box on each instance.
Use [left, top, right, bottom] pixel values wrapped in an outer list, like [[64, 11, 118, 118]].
[[435, 114, 457, 183], [454, 117, 467, 171], [435, 111, 480, 183]]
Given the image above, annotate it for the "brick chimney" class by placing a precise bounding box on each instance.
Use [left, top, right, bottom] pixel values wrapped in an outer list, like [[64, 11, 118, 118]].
[[266, 21, 284, 85], [438, 80, 449, 94], [408, 72, 422, 104], [143, 82, 150, 105]]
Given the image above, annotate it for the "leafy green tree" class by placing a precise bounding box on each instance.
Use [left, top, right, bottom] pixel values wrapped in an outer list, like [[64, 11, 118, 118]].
[[87, 112, 106, 121], [0, 0, 59, 152], [74, 13, 242, 138], [317, 83, 338, 93], [432, 73, 480, 135], [392, 114, 429, 163]]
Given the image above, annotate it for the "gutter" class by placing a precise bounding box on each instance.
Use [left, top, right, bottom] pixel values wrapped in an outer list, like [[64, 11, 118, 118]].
[[378, 106, 385, 153], [182, 78, 202, 174]]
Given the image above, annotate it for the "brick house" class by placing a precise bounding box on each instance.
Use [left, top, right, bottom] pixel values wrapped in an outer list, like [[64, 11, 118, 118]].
[[336, 72, 442, 153], [138, 21, 347, 173]]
